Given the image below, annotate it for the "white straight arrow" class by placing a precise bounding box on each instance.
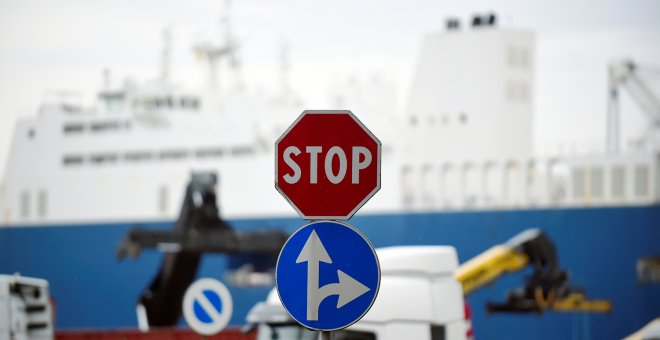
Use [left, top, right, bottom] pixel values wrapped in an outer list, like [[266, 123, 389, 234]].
[[296, 229, 370, 321]]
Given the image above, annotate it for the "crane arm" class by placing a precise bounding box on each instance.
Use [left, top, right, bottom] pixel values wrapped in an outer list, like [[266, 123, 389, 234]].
[[116, 172, 287, 327], [622, 72, 660, 124], [607, 59, 660, 152], [456, 245, 528, 295], [456, 229, 612, 314]]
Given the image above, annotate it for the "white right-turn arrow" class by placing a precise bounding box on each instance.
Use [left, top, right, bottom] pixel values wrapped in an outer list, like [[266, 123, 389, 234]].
[[318, 270, 370, 308]]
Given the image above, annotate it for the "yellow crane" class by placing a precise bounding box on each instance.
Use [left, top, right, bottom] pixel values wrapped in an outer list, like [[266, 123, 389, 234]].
[[456, 229, 612, 313]]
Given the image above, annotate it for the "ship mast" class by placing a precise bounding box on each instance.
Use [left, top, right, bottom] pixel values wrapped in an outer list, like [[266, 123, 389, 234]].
[[160, 27, 172, 84], [193, 0, 240, 94]]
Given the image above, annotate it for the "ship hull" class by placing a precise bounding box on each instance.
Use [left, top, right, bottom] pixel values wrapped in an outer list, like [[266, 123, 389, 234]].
[[1, 205, 659, 339]]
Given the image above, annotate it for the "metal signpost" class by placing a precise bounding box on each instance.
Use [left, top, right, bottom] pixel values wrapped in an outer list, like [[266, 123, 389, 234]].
[[274, 110, 382, 338], [182, 278, 233, 336]]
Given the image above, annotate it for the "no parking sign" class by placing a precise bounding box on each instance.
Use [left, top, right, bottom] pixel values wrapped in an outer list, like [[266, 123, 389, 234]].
[[182, 278, 233, 335]]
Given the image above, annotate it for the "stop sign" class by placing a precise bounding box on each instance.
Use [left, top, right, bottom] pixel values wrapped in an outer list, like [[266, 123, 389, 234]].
[[275, 110, 381, 220]]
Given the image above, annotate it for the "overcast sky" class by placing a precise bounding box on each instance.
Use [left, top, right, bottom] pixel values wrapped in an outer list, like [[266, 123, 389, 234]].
[[1, 0, 659, 178]]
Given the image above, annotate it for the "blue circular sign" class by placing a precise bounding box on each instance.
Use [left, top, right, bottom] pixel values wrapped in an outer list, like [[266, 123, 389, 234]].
[[182, 278, 233, 335], [276, 220, 380, 331]]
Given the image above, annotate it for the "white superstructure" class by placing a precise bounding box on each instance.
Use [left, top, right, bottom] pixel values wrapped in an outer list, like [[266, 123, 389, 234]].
[[404, 23, 534, 162], [1, 14, 658, 227], [0, 80, 300, 224]]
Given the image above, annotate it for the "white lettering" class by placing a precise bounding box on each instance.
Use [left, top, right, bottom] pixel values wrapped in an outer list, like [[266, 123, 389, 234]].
[[306, 146, 323, 184], [283, 146, 301, 184], [325, 146, 347, 184], [351, 146, 372, 184]]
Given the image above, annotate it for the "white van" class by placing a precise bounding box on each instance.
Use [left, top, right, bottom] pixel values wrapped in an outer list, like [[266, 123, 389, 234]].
[[245, 246, 472, 340]]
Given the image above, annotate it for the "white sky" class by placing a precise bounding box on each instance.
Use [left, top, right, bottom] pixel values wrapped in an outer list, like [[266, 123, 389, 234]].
[[1, 0, 659, 179]]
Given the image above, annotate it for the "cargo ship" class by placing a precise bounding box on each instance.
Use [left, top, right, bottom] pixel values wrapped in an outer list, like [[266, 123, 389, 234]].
[[0, 12, 658, 340]]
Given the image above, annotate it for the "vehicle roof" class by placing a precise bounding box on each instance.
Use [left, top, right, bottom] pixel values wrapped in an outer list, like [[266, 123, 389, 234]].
[[377, 246, 458, 276]]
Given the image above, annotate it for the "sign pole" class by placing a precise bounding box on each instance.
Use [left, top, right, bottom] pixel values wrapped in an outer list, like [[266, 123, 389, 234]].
[[275, 110, 382, 334]]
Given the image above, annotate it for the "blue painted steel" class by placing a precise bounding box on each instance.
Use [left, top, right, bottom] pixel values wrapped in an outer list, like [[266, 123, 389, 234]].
[[276, 221, 379, 330], [0, 205, 659, 339]]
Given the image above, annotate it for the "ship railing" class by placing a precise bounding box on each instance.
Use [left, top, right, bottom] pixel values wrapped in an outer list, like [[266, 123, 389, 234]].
[[401, 152, 658, 211]]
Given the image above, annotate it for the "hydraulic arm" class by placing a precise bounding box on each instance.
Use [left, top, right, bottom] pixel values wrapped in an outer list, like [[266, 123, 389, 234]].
[[116, 172, 288, 327], [456, 229, 611, 314]]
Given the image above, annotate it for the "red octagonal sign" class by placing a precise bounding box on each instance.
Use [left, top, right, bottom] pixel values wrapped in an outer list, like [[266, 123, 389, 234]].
[[275, 110, 381, 220]]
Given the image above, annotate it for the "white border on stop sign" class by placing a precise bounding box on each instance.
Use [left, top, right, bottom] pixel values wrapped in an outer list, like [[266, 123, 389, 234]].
[[274, 110, 382, 220]]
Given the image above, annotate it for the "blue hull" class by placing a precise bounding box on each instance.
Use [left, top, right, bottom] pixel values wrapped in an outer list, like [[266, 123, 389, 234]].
[[1, 205, 659, 339]]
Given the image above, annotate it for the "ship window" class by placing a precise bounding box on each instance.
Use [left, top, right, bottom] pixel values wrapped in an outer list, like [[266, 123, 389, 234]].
[[459, 112, 468, 125], [20, 191, 30, 218], [572, 167, 586, 199], [506, 81, 529, 103], [507, 46, 516, 66], [159, 150, 189, 160], [62, 155, 84, 166], [507, 46, 530, 69], [181, 97, 200, 110], [483, 161, 499, 206], [125, 152, 153, 162], [611, 166, 625, 199], [526, 161, 541, 204], [520, 48, 530, 68], [231, 146, 254, 156], [441, 114, 449, 125], [634, 165, 649, 198], [196, 148, 224, 159], [401, 165, 414, 207], [520, 82, 529, 102], [442, 164, 460, 208], [37, 190, 47, 218], [142, 99, 156, 110], [590, 167, 604, 199], [91, 121, 120, 132], [462, 162, 479, 207], [159, 186, 168, 214], [421, 164, 436, 207], [504, 161, 524, 206], [89, 154, 118, 165], [549, 160, 569, 203], [63, 124, 84, 134]]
